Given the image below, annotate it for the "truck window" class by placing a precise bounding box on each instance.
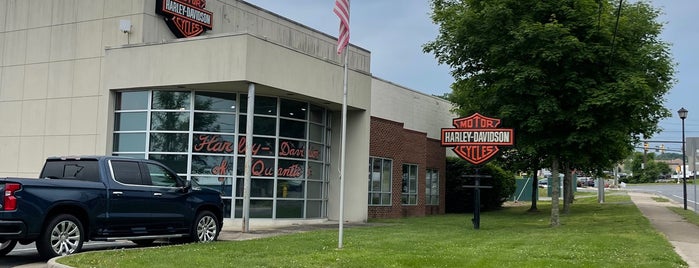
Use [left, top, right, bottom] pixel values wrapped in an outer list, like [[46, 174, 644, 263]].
[[146, 163, 178, 187], [41, 160, 100, 182], [111, 160, 144, 185]]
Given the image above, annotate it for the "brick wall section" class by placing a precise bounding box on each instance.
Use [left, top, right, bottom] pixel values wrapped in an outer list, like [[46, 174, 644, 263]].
[[368, 117, 446, 218]]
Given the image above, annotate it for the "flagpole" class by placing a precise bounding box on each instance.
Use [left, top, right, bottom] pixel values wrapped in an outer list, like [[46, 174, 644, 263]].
[[333, 0, 350, 250], [338, 47, 348, 249]]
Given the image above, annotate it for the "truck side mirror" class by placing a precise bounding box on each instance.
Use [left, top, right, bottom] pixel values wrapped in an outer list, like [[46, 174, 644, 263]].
[[181, 180, 192, 192]]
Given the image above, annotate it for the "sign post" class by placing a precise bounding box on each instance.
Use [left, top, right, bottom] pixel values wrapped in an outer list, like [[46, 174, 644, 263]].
[[441, 113, 514, 229]]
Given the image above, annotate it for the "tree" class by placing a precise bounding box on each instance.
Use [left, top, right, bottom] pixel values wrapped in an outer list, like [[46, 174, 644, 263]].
[[628, 152, 672, 183], [425, 0, 675, 226]]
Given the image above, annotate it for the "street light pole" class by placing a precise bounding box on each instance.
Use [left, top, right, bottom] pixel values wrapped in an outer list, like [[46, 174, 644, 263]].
[[678, 107, 688, 210]]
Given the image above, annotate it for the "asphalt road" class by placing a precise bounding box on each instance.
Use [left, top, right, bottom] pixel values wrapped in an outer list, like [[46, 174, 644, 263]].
[[626, 182, 699, 211]]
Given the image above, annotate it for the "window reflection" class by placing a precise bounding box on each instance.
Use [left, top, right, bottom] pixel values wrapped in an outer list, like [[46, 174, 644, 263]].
[[113, 90, 330, 219], [240, 95, 277, 115], [280, 99, 307, 120], [280, 119, 305, 139], [278, 179, 304, 198], [149, 133, 188, 152], [195, 92, 236, 112], [309, 105, 323, 124], [151, 112, 189, 131], [191, 155, 235, 176], [194, 113, 235, 133], [152, 91, 190, 110], [148, 154, 188, 174], [276, 200, 304, 218]]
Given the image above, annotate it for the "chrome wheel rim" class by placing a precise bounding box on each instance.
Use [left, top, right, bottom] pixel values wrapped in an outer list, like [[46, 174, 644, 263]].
[[196, 216, 217, 242], [50, 220, 81, 255], [0, 240, 12, 250]]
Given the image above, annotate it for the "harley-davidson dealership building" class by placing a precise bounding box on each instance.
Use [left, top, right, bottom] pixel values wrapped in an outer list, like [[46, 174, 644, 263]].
[[0, 0, 454, 226]]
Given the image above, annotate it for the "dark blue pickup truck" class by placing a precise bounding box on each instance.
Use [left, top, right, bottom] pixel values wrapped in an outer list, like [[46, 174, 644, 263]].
[[0, 156, 224, 259]]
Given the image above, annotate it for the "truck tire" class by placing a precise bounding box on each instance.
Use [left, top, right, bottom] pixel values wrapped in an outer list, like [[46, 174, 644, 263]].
[[0, 240, 17, 256], [36, 214, 84, 259], [191, 211, 219, 243]]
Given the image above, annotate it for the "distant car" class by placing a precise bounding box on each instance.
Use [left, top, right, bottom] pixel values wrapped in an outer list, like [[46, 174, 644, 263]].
[[538, 179, 548, 188]]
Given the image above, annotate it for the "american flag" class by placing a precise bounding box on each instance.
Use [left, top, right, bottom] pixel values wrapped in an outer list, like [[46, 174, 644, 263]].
[[333, 0, 350, 54]]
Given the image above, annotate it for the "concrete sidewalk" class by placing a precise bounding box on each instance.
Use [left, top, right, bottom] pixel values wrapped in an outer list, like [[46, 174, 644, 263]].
[[217, 222, 344, 241], [628, 191, 699, 268]]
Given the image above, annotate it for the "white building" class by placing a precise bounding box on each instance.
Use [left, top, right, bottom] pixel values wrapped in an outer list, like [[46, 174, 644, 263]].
[[0, 0, 455, 226]]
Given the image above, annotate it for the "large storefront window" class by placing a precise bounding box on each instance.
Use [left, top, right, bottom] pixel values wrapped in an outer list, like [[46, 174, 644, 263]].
[[113, 90, 330, 219]]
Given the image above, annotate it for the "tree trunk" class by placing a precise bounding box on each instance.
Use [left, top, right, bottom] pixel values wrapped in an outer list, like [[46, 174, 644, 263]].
[[550, 159, 560, 227], [562, 163, 572, 214], [568, 169, 575, 205], [528, 169, 539, 212]]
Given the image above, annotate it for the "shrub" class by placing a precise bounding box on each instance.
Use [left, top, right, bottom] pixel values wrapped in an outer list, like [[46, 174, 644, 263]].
[[445, 157, 516, 212]]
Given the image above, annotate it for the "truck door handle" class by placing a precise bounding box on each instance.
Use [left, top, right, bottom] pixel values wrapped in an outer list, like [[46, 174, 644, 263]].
[[153, 192, 162, 196], [112, 191, 123, 196]]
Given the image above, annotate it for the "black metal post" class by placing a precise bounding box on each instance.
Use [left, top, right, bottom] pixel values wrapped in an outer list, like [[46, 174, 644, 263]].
[[473, 169, 481, 229], [462, 170, 491, 230], [679, 107, 688, 210], [682, 116, 687, 210]]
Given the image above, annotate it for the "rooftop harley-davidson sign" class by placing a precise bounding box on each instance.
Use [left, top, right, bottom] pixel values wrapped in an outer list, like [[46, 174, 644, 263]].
[[156, 0, 213, 38], [441, 113, 514, 165]]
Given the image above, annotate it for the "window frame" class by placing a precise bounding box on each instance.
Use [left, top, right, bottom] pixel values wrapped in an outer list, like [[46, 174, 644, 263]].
[[425, 169, 439, 205], [401, 163, 418, 205], [368, 157, 393, 206]]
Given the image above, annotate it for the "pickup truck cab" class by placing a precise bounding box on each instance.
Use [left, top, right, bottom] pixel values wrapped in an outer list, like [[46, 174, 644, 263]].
[[0, 156, 224, 259]]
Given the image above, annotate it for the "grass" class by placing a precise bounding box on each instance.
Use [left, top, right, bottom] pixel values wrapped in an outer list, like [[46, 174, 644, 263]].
[[652, 197, 671, 202], [668, 207, 699, 227], [58, 192, 686, 268]]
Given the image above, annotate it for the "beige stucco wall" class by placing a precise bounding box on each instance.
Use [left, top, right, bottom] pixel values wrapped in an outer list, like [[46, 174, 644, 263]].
[[0, 0, 117, 177], [0, 0, 457, 223], [1, 0, 372, 222], [370, 78, 455, 140], [0, 0, 370, 173]]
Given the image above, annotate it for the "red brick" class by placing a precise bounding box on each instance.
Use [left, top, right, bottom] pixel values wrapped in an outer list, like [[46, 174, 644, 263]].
[[368, 117, 446, 218]]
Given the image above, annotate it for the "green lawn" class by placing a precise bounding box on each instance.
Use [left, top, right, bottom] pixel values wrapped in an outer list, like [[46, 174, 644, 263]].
[[59, 193, 686, 268]]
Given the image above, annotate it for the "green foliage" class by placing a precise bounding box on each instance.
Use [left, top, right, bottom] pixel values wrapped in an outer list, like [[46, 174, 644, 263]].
[[59, 194, 685, 268], [425, 0, 674, 174], [656, 152, 682, 161], [626, 151, 672, 183], [445, 157, 516, 212]]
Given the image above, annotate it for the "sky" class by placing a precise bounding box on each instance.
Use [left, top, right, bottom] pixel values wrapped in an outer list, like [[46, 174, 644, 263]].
[[243, 0, 698, 154]]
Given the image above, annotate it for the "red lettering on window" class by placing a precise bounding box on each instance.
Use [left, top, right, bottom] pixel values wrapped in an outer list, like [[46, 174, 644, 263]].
[[278, 164, 303, 178], [211, 158, 230, 182], [308, 149, 320, 160], [237, 137, 263, 155], [279, 141, 305, 158], [194, 135, 234, 153], [251, 159, 274, 176]]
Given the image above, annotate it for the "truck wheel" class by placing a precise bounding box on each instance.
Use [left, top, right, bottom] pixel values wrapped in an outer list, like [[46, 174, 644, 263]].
[[36, 214, 84, 259], [0, 240, 17, 256], [191, 211, 219, 243]]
